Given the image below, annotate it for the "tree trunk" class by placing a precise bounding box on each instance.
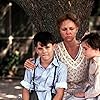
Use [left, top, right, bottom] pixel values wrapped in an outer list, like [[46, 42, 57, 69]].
[[11, 0, 94, 41]]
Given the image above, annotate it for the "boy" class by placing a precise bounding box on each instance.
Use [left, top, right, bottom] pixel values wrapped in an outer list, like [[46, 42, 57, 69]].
[[75, 32, 100, 100], [20, 32, 67, 100]]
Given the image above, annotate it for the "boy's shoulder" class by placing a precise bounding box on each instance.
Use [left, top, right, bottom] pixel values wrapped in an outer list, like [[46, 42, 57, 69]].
[[54, 59, 67, 70]]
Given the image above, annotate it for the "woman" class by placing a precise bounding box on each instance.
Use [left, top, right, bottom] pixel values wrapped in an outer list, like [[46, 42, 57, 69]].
[[24, 12, 89, 100]]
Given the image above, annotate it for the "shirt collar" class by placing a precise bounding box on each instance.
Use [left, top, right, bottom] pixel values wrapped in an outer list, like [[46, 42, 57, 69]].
[[35, 56, 60, 68]]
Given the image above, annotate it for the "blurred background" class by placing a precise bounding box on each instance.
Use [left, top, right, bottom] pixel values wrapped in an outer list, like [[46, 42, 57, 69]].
[[0, 0, 100, 99], [0, 0, 34, 79], [1, 0, 100, 79]]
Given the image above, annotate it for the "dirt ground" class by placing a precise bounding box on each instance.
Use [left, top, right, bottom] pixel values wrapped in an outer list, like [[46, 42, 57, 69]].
[[0, 79, 22, 100]]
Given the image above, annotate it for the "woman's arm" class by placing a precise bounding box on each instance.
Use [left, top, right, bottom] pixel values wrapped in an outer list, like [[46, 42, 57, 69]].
[[22, 88, 29, 100], [24, 58, 35, 69]]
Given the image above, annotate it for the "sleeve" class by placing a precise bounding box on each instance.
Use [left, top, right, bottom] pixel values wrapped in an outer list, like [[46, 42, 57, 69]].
[[85, 66, 100, 98], [20, 69, 33, 90], [55, 63, 67, 89]]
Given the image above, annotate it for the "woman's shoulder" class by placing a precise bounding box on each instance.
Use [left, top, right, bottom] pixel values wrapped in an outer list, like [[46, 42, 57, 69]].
[[57, 41, 63, 46], [55, 58, 67, 69], [55, 41, 64, 49]]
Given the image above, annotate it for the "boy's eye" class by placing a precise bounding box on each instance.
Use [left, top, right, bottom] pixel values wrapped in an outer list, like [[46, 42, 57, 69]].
[[45, 46, 50, 49], [38, 48, 42, 50]]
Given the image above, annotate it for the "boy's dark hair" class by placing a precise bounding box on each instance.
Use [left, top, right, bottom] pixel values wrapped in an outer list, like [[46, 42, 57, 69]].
[[34, 32, 56, 47], [81, 32, 100, 50]]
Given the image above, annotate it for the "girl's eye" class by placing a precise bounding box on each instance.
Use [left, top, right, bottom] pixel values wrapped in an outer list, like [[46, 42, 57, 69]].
[[83, 47, 87, 50]]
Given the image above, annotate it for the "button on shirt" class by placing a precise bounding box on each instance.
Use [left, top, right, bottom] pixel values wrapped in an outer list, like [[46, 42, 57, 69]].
[[20, 56, 67, 100]]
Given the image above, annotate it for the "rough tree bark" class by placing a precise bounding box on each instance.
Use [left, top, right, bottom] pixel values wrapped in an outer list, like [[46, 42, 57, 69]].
[[11, 0, 94, 41]]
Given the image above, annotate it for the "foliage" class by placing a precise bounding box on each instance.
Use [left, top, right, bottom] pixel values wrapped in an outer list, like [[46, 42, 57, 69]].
[[1, 50, 20, 77]]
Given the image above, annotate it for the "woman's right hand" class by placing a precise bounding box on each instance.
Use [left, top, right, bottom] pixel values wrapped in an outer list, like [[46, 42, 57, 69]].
[[24, 58, 35, 69]]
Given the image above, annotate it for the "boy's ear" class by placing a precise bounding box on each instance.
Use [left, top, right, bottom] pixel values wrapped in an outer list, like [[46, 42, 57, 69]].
[[35, 47, 38, 54]]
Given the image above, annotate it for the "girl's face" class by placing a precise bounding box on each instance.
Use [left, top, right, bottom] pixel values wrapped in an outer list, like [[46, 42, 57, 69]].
[[35, 42, 55, 62], [82, 42, 98, 59], [59, 19, 79, 42]]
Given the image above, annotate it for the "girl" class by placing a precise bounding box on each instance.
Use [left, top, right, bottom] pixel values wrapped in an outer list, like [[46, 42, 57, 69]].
[[75, 32, 100, 100]]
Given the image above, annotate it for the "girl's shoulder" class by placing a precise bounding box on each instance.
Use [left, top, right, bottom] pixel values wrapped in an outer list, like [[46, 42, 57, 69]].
[[89, 57, 100, 75]]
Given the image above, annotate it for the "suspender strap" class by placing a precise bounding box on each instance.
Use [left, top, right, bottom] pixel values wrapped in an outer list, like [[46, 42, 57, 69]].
[[32, 61, 58, 93], [32, 55, 37, 91], [51, 65, 57, 93], [32, 68, 36, 90]]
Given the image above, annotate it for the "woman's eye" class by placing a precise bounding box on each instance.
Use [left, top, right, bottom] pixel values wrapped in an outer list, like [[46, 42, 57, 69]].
[[61, 28, 67, 31], [69, 27, 74, 30], [62, 29, 66, 31]]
